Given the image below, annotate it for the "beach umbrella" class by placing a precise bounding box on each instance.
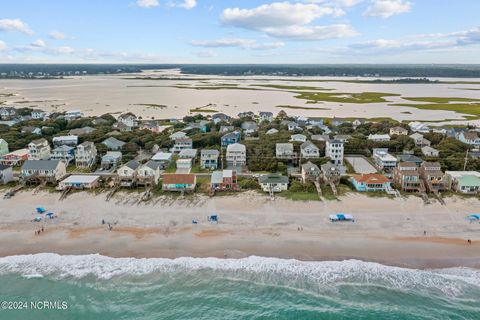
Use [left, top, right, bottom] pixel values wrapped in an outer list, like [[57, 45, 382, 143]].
[[36, 207, 46, 213], [467, 214, 480, 221]]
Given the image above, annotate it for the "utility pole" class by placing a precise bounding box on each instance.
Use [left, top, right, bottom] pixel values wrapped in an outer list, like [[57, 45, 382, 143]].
[[464, 149, 469, 171]]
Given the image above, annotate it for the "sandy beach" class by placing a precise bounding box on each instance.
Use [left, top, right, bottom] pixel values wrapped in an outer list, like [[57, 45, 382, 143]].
[[0, 190, 479, 269]]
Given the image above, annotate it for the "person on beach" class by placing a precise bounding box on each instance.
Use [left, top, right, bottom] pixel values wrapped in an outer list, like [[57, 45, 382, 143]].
[[424, 231, 426, 236], [468, 239, 472, 244], [41, 226, 44, 232]]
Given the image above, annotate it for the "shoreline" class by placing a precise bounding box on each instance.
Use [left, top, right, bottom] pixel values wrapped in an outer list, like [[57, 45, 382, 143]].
[[1, 190, 479, 270]]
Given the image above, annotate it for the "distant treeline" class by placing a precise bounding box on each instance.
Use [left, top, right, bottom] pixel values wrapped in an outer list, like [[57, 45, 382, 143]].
[[1, 64, 480, 78]]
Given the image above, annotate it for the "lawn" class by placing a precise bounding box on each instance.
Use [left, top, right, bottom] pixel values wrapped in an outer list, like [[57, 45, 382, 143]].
[[279, 190, 320, 201]]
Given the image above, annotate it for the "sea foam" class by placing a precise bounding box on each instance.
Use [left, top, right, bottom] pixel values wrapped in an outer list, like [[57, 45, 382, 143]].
[[0, 253, 479, 297]]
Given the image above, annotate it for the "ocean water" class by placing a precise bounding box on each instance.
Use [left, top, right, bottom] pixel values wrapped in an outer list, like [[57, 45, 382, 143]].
[[0, 254, 479, 320]]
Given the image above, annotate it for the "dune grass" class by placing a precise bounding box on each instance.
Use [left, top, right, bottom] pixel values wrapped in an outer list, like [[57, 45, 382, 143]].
[[390, 102, 480, 118], [402, 97, 480, 103]]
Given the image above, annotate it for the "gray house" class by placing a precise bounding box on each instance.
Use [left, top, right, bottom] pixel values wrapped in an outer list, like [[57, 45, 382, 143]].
[[103, 137, 126, 151], [201, 149, 220, 169], [0, 164, 13, 184]]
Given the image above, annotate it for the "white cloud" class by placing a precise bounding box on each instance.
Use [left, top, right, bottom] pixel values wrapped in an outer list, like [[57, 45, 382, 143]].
[[363, 0, 411, 18], [304, 0, 364, 7], [220, 2, 355, 41], [264, 24, 357, 40], [178, 0, 197, 9], [48, 31, 66, 40], [31, 39, 46, 48], [0, 18, 34, 35], [190, 38, 284, 50], [0, 40, 7, 51], [136, 0, 159, 8], [222, 2, 342, 30]]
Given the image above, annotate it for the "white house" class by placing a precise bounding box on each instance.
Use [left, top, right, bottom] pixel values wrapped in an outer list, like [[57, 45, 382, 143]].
[[117, 160, 140, 187], [258, 174, 289, 193], [410, 133, 431, 147], [137, 161, 161, 186], [266, 128, 279, 135], [458, 132, 480, 148], [21, 160, 66, 183], [276, 143, 295, 160], [226, 143, 246, 166], [422, 146, 440, 157], [0, 164, 13, 184], [290, 134, 307, 143], [258, 112, 274, 122], [28, 138, 51, 160], [65, 110, 84, 121], [0, 138, 8, 156], [172, 138, 193, 153], [169, 131, 188, 140], [409, 121, 430, 133], [372, 148, 397, 172], [75, 141, 97, 168], [200, 149, 220, 169], [118, 113, 138, 128], [325, 139, 344, 165], [300, 141, 320, 159], [31, 109, 48, 120]]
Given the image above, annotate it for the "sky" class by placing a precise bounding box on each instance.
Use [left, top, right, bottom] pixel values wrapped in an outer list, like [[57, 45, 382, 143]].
[[1, 0, 480, 64]]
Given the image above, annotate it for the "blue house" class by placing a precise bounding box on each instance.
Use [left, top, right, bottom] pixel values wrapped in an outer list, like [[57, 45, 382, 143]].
[[221, 131, 241, 147], [350, 174, 391, 192]]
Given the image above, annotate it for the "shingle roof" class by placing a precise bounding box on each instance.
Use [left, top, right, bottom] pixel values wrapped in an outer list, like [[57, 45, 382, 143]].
[[22, 160, 61, 171], [163, 174, 196, 185]]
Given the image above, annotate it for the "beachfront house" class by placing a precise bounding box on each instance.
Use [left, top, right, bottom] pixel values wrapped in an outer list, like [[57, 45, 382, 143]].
[[151, 152, 173, 169], [458, 132, 480, 148], [162, 174, 196, 192], [276, 143, 295, 160], [172, 138, 193, 153], [372, 148, 397, 172], [101, 151, 122, 170], [446, 171, 480, 194], [325, 139, 344, 165], [390, 126, 408, 136], [311, 134, 330, 142], [112, 122, 133, 132], [75, 142, 97, 168], [0, 107, 16, 120], [368, 134, 391, 142], [118, 113, 138, 128], [290, 134, 307, 143], [21, 160, 66, 184], [64, 110, 84, 121], [210, 170, 239, 192], [219, 126, 234, 133], [117, 160, 140, 187], [226, 143, 246, 166], [321, 162, 342, 184], [258, 112, 274, 122], [221, 131, 241, 147], [300, 141, 320, 159], [393, 162, 425, 192], [420, 162, 447, 193], [30, 110, 48, 120], [58, 175, 101, 190], [421, 146, 440, 157], [201, 149, 220, 169], [301, 161, 321, 183], [212, 113, 231, 124], [350, 173, 391, 192], [0, 164, 13, 184], [51, 145, 75, 165], [137, 161, 161, 187], [102, 137, 126, 151], [258, 174, 289, 193], [53, 135, 78, 147], [28, 138, 51, 160], [0, 139, 8, 156], [0, 149, 29, 166]]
